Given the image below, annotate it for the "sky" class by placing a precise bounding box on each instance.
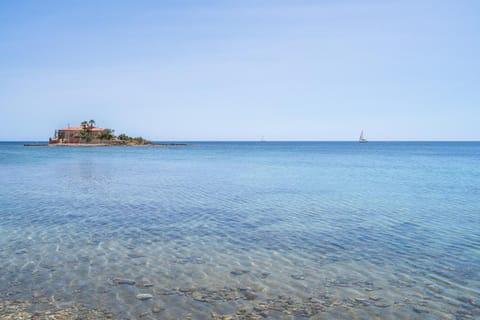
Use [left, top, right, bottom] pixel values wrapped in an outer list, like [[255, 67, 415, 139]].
[[0, 0, 479, 141]]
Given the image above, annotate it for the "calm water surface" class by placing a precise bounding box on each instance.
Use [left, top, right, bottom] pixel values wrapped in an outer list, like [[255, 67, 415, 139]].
[[0, 142, 479, 319]]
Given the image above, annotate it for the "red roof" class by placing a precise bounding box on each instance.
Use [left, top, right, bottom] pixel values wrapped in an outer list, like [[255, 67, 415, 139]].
[[59, 126, 105, 132]]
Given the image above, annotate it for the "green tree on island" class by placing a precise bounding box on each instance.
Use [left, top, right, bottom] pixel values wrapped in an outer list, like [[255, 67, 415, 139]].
[[79, 120, 95, 141], [70, 120, 152, 144], [80, 120, 89, 140], [117, 133, 131, 141], [99, 128, 115, 140]]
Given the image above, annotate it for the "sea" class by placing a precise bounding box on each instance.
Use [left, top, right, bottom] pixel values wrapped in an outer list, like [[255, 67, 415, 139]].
[[0, 141, 479, 319]]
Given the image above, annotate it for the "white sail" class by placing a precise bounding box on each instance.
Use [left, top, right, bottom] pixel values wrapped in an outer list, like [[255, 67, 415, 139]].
[[359, 130, 367, 142]]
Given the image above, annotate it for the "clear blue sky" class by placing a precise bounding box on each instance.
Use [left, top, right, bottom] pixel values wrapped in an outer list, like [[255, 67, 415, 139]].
[[1, 0, 479, 140]]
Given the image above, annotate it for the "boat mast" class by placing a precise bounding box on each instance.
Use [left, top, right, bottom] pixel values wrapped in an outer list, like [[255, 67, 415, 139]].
[[359, 130, 367, 142]]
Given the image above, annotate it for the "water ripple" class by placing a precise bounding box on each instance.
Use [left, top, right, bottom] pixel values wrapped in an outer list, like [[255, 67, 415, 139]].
[[1, 142, 479, 319]]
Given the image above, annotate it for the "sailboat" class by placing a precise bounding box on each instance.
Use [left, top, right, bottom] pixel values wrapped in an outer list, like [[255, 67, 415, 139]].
[[359, 130, 368, 143]]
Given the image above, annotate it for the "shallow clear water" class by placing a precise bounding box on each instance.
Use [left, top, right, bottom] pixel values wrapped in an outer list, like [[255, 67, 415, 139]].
[[0, 141, 479, 319]]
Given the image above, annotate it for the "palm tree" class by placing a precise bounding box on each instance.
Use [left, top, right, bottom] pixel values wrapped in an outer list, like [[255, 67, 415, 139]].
[[78, 121, 88, 142], [88, 119, 96, 128]]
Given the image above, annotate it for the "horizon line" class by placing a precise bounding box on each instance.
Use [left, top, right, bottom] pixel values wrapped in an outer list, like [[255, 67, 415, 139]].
[[2, 139, 480, 143]]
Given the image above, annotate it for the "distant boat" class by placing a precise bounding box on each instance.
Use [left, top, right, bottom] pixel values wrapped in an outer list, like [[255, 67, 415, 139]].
[[359, 130, 368, 143]]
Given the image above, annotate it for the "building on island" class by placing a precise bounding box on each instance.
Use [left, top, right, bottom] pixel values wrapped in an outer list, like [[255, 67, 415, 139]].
[[47, 120, 156, 146], [49, 124, 105, 144]]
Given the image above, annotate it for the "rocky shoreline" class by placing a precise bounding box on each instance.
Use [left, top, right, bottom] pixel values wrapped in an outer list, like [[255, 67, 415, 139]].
[[2, 282, 461, 320], [0, 299, 113, 320]]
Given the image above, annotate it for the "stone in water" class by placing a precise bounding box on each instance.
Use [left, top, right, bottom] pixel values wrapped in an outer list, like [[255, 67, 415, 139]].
[[136, 293, 153, 300]]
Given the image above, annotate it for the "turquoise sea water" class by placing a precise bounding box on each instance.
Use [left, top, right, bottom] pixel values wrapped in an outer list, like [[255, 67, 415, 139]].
[[0, 141, 479, 319]]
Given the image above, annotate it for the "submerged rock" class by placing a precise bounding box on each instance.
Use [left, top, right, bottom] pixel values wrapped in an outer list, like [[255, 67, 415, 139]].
[[413, 306, 429, 314], [136, 293, 153, 300], [243, 291, 257, 300], [231, 270, 250, 276], [114, 278, 136, 285], [374, 302, 391, 308], [152, 304, 163, 313], [192, 291, 207, 302], [291, 274, 305, 280]]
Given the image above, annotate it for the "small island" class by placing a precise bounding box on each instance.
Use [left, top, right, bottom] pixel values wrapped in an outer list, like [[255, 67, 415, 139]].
[[36, 120, 187, 147]]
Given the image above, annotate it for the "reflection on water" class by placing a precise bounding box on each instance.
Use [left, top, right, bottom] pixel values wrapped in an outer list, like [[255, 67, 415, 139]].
[[0, 142, 479, 319]]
